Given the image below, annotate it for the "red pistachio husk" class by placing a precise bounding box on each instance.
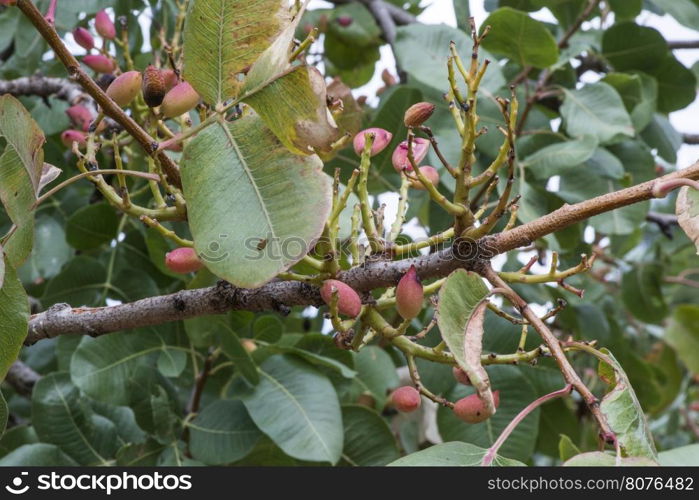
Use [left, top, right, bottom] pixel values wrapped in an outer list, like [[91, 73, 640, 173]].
[[60, 129, 87, 148], [404, 101, 435, 127], [82, 54, 115, 73], [161, 69, 179, 91], [165, 247, 203, 274], [391, 137, 429, 172], [142, 65, 167, 107], [396, 265, 424, 320], [65, 105, 93, 131], [409, 166, 440, 190], [72, 27, 94, 51], [453, 390, 500, 424], [95, 9, 116, 40], [389, 386, 421, 413], [320, 279, 362, 317], [452, 366, 472, 386], [352, 127, 393, 157], [106, 70, 142, 107], [160, 81, 200, 118]]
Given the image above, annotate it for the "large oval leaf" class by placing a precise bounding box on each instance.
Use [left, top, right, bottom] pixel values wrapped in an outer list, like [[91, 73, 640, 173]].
[[32, 373, 116, 465], [183, 0, 291, 104], [388, 442, 524, 466], [181, 114, 331, 288], [239, 354, 343, 464], [481, 7, 559, 68], [0, 256, 29, 379], [340, 405, 399, 466], [189, 400, 262, 465]]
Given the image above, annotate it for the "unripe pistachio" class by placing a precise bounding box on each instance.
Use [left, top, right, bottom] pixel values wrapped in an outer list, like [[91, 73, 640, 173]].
[[352, 127, 392, 157], [390, 386, 421, 413], [60, 129, 87, 148], [396, 265, 424, 320], [161, 69, 179, 91], [241, 339, 257, 353], [160, 81, 200, 118], [95, 9, 116, 40], [452, 366, 472, 386], [336, 15, 353, 27], [165, 247, 203, 274], [320, 279, 362, 317], [106, 70, 142, 107], [453, 390, 500, 424], [409, 166, 439, 190], [82, 54, 115, 73], [142, 65, 167, 107], [391, 137, 429, 172], [404, 102, 435, 127], [72, 27, 94, 51], [65, 105, 93, 131]]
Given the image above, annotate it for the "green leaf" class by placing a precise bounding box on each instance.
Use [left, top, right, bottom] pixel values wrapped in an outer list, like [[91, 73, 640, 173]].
[[0, 443, 78, 466], [181, 114, 331, 288], [602, 72, 657, 131], [340, 405, 400, 466], [649, 55, 697, 113], [32, 372, 115, 465], [182, 0, 291, 104], [388, 442, 525, 466], [116, 440, 165, 466], [0, 256, 29, 379], [189, 400, 262, 465], [665, 305, 699, 374], [326, 3, 381, 46], [558, 434, 581, 462], [71, 328, 181, 405], [649, 0, 699, 31], [597, 349, 658, 460], [437, 366, 540, 463], [608, 0, 642, 20], [42, 256, 107, 307], [65, 203, 119, 250], [18, 215, 72, 284], [156, 348, 187, 378], [393, 24, 505, 96], [564, 451, 657, 466], [353, 345, 399, 410], [602, 23, 668, 72], [658, 444, 699, 466], [621, 263, 668, 324], [240, 354, 343, 464], [219, 324, 260, 386], [253, 315, 284, 343], [560, 83, 634, 144], [641, 113, 682, 164], [263, 345, 356, 379], [522, 135, 598, 178], [244, 66, 339, 155], [481, 7, 559, 68]]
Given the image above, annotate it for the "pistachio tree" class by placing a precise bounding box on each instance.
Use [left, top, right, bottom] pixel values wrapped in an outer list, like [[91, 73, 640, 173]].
[[0, 0, 698, 466]]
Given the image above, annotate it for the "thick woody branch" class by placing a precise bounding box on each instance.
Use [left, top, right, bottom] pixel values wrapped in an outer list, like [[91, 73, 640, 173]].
[[0, 75, 89, 104], [25, 159, 699, 342], [16, 0, 182, 188], [4, 360, 41, 397], [668, 40, 699, 49], [487, 160, 699, 255]]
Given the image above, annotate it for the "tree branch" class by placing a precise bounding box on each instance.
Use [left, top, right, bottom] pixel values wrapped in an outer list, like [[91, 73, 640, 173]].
[[0, 75, 90, 105], [15, 0, 182, 188], [24, 159, 699, 342], [487, 160, 699, 255], [683, 133, 699, 144], [4, 360, 41, 397], [668, 40, 699, 49]]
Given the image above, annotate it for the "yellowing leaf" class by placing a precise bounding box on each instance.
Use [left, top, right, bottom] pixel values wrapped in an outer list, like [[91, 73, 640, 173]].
[[183, 0, 292, 104], [676, 186, 699, 254]]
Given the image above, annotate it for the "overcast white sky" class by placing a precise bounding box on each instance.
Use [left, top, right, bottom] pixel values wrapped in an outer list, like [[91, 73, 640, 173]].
[[311, 0, 699, 168]]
